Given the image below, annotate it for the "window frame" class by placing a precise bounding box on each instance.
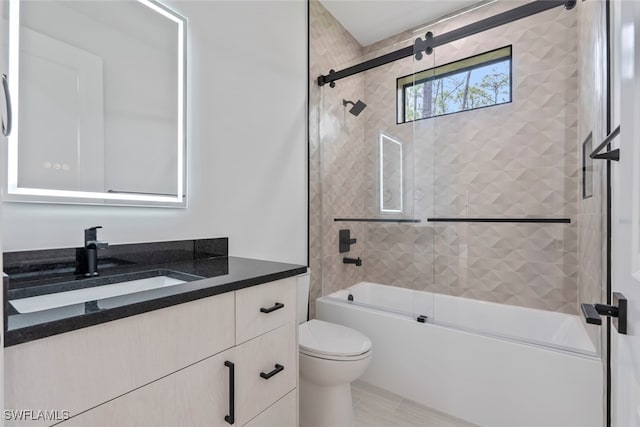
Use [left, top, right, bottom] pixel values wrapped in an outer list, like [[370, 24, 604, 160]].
[[396, 45, 513, 124]]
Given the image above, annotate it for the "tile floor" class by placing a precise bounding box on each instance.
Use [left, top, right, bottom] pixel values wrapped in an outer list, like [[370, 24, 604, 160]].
[[352, 380, 480, 427]]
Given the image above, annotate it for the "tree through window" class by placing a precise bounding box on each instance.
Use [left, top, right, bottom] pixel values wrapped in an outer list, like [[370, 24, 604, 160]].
[[397, 46, 512, 123]]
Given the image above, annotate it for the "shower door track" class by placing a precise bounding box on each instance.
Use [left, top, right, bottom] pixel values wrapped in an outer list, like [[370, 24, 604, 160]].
[[317, 0, 576, 88]]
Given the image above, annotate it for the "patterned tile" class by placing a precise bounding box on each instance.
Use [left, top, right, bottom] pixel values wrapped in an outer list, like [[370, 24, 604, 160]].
[[310, 0, 586, 319]]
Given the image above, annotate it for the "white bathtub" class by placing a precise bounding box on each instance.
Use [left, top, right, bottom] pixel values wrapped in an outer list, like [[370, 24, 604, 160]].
[[317, 282, 603, 427]]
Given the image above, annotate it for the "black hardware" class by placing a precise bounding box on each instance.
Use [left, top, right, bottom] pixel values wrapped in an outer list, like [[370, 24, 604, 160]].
[[224, 360, 235, 424], [84, 226, 102, 244], [335, 217, 570, 224], [417, 315, 428, 323], [83, 226, 108, 276], [413, 1, 573, 58], [590, 125, 620, 161], [593, 149, 620, 161], [427, 218, 571, 224], [1, 74, 12, 137], [334, 218, 422, 223], [260, 363, 284, 380], [581, 303, 602, 325], [348, 293, 354, 302], [580, 292, 627, 335], [605, 3, 614, 424], [414, 32, 434, 59], [343, 257, 362, 267], [611, 292, 627, 335], [343, 99, 367, 116], [339, 229, 358, 253], [318, 1, 572, 87], [260, 302, 284, 314], [319, 47, 414, 87]]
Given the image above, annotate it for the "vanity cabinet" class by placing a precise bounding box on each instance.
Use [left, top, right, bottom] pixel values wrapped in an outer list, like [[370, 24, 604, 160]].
[[243, 390, 297, 427], [236, 276, 297, 344], [62, 348, 236, 427], [235, 322, 296, 425], [5, 276, 298, 426]]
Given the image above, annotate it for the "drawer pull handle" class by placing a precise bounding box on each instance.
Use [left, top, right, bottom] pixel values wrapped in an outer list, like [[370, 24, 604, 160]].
[[224, 361, 235, 424], [260, 302, 284, 314], [260, 363, 284, 380]]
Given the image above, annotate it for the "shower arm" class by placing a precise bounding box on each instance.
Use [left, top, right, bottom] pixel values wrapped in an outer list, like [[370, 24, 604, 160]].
[[318, 0, 576, 88]]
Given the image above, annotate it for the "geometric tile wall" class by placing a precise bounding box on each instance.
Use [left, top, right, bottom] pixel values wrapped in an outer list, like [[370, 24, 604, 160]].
[[310, 0, 583, 317], [309, 0, 365, 318]]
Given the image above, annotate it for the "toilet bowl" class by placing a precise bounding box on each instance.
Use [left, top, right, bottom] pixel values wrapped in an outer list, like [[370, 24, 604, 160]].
[[296, 274, 372, 427], [298, 319, 372, 427]]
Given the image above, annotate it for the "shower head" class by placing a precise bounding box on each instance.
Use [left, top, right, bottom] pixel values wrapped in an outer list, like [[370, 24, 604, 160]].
[[343, 99, 367, 117]]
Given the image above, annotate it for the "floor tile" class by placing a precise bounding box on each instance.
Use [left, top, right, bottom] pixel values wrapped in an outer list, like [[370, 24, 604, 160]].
[[352, 380, 480, 427]]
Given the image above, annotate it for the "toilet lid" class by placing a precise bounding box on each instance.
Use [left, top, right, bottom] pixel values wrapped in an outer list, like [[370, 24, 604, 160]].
[[299, 319, 372, 358]]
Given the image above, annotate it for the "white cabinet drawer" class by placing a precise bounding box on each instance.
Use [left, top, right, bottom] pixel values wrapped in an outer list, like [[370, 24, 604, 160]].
[[235, 322, 297, 425], [62, 348, 235, 427], [5, 292, 235, 426], [243, 390, 297, 427], [235, 277, 296, 344]]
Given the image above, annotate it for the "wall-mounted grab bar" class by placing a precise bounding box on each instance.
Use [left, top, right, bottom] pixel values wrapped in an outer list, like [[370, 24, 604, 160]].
[[1, 74, 12, 137], [427, 218, 571, 224], [334, 218, 569, 224], [334, 218, 421, 223]]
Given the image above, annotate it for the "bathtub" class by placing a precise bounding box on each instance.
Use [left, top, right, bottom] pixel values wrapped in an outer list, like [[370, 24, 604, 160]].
[[317, 282, 603, 427]]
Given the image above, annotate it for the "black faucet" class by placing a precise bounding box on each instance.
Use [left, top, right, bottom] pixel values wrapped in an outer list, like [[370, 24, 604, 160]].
[[343, 257, 362, 267], [83, 226, 108, 276]]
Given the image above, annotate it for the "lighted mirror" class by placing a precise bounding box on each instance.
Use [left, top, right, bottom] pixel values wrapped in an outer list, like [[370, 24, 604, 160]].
[[5, 0, 186, 207], [379, 132, 403, 213]]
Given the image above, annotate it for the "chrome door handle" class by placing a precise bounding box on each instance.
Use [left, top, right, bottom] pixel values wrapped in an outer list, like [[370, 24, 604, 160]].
[[1, 74, 12, 137]]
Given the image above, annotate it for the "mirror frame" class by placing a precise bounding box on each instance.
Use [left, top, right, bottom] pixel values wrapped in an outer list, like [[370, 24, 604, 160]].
[[5, 0, 187, 208]]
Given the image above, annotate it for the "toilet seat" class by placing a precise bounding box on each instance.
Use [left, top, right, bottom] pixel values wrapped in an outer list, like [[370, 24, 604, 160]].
[[299, 319, 372, 361]]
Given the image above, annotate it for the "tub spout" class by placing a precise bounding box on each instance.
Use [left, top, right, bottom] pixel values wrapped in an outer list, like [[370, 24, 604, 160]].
[[343, 257, 362, 267]]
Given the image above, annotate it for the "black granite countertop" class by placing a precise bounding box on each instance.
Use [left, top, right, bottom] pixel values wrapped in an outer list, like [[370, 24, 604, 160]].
[[3, 238, 307, 346]]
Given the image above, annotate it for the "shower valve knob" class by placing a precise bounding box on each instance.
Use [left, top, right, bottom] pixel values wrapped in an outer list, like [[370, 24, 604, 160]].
[[339, 229, 358, 253]]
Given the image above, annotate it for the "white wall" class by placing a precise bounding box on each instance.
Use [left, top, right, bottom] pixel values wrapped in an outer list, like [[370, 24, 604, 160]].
[[1, 0, 308, 266]]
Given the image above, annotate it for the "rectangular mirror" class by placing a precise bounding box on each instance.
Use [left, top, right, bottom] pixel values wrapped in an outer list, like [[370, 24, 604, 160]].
[[379, 132, 403, 213], [5, 0, 186, 207]]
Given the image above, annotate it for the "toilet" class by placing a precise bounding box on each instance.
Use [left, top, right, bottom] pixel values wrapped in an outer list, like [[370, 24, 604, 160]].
[[297, 274, 372, 427]]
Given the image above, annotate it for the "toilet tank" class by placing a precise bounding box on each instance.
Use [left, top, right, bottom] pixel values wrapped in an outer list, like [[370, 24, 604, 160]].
[[296, 272, 310, 324]]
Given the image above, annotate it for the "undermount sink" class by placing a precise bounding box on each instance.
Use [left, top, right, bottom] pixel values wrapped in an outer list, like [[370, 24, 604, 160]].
[[10, 270, 202, 314]]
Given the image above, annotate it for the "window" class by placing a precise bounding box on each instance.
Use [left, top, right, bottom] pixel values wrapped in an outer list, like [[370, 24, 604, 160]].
[[397, 45, 512, 124]]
